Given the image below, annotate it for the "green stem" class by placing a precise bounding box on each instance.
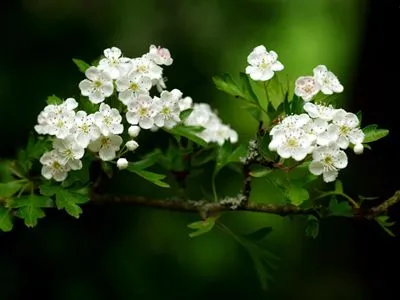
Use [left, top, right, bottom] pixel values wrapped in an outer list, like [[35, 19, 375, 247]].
[[211, 172, 218, 202], [313, 191, 359, 208]]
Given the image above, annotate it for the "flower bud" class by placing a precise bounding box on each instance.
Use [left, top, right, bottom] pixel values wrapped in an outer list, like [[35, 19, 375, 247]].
[[353, 143, 364, 155], [117, 158, 128, 170], [128, 125, 141, 138], [126, 140, 139, 151]]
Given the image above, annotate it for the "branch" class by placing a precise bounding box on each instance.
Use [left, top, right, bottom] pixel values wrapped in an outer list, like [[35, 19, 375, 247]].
[[91, 189, 400, 219]]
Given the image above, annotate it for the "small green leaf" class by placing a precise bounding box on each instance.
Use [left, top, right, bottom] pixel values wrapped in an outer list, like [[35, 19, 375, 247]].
[[214, 142, 247, 177], [55, 189, 88, 218], [72, 58, 90, 73], [0, 207, 13, 232], [0, 181, 26, 198], [126, 166, 170, 188], [249, 166, 273, 178], [305, 215, 319, 239], [12, 195, 51, 227], [241, 227, 273, 243], [130, 149, 163, 170], [328, 197, 352, 217], [362, 124, 389, 143], [286, 183, 309, 206], [239, 72, 259, 103], [17, 134, 51, 173], [375, 215, 395, 237], [46, 95, 62, 105], [212, 74, 244, 99], [188, 216, 217, 238], [166, 125, 207, 147], [179, 108, 193, 121]]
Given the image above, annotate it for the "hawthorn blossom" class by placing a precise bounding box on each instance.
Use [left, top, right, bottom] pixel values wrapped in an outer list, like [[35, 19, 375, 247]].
[[126, 140, 139, 151], [128, 125, 141, 138], [313, 65, 344, 95], [34, 98, 77, 139], [88, 134, 123, 161], [40, 150, 70, 182], [179, 96, 193, 112], [97, 47, 131, 79], [131, 56, 163, 81], [147, 45, 173, 66], [79, 66, 114, 104], [117, 158, 129, 170], [303, 102, 337, 121], [294, 76, 319, 101], [53, 136, 84, 170], [153, 90, 181, 129], [126, 94, 157, 129], [309, 144, 348, 182], [116, 71, 152, 105], [94, 103, 124, 136], [331, 109, 364, 150], [73, 111, 100, 148], [245, 45, 284, 81]]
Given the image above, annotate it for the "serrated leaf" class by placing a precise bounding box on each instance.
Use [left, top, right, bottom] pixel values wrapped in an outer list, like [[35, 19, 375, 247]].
[[305, 215, 319, 239], [362, 124, 389, 143], [375, 215, 396, 237], [46, 95, 62, 105], [265, 76, 285, 110], [72, 58, 90, 73], [286, 183, 309, 206], [214, 142, 247, 176], [12, 195, 51, 227], [328, 197, 352, 217], [166, 125, 207, 147], [126, 166, 170, 188], [55, 189, 88, 218], [241, 227, 273, 243], [239, 72, 259, 103], [188, 216, 217, 238], [212, 74, 245, 98], [0, 207, 13, 232], [0, 181, 25, 198], [17, 134, 51, 173]]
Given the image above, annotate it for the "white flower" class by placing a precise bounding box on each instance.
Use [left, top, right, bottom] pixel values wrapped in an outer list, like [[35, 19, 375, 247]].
[[147, 45, 173, 66], [79, 66, 114, 104], [303, 102, 337, 121], [316, 124, 340, 146], [97, 47, 131, 79], [294, 76, 319, 101], [126, 94, 157, 129], [131, 57, 163, 81], [94, 103, 124, 136], [40, 150, 70, 182], [126, 140, 139, 151], [331, 109, 364, 149], [128, 125, 141, 138], [34, 98, 77, 139], [88, 134, 123, 161], [116, 71, 152, 105], [179, 96, 193, 111], [245, 45, 284, 81], [271, 129, 314, 161], [313, 65, 344, 95], [117, 158, 129, 170], [309, 144, 348, 182], [73, 111, 100, 148], [53, 136, 85, 170], [153, 90, 181, 129], [270, 114, 311, 138]]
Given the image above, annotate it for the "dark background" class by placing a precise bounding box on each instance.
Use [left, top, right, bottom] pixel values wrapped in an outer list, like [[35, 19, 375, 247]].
[[1, 0, 400, 299]]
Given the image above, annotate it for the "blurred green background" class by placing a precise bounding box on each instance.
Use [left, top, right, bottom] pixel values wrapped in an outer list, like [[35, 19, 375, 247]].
[[1, 0, 400, 299]]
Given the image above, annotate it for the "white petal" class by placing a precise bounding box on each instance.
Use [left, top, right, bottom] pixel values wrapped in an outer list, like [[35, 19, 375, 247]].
[[333, 150, 348, 169], [309, 161, 324, 175], [99, 147, 116, 161], [322, 170, 338, 183]]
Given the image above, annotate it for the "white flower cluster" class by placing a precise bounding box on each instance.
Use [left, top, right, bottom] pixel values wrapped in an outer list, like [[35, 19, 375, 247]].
[[268, 102, 365, 182], [245, 45, 284, 81], [35, 45, 238, 181], [295, 65, 344, 101]]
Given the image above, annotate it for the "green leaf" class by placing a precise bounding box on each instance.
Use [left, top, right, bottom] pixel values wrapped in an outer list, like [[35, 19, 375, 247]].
[[46, 95, 62, 105], [305, 215, 319, 239], [130, 149, 163, 170], [0, 181, 25, 198], [179, 108, 193, 121], [72, 58, 90, 73], [17, 134, 51, 173], [101, 161, 113, 179], [241, 227, 273, 243], [165, 125, 207, 147], [375, 215, 395, 237], [12, 195, 51, 227], [362, 124, 389, 143], [249, 165, 273, 178], [215, 142, 247, 176], [0, 207, 13, 232], [212, 73, 245, 99], [55, 189, 88, 218], [264, 75, 286, 110], [285, 183, 309, 206], [188, 216, 217, 238], [239, 72, 259, 103], [328, 197, 352, 217], [126, 166, 170, 188]]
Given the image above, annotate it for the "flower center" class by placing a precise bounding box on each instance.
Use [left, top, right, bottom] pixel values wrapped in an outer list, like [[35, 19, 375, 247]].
[[130, 82, 139, 91], [340, 125, 350, 135], [287, 138, 298, 148], [80, 123, 90, 133], [139, 107, 149, 116], [94, 81, 103, 88]]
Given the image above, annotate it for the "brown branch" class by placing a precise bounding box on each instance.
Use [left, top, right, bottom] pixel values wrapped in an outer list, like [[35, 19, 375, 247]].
[[91, 189, 400, 219]]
